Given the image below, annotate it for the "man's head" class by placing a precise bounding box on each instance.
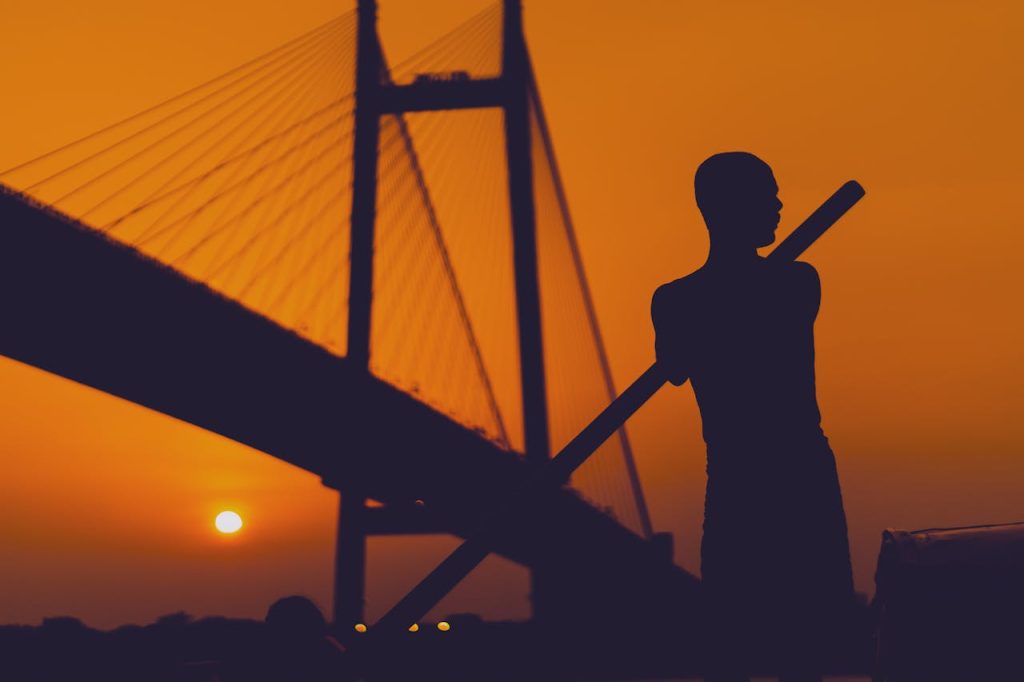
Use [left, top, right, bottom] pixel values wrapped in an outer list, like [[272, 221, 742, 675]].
[[695, 152, 782, 248]]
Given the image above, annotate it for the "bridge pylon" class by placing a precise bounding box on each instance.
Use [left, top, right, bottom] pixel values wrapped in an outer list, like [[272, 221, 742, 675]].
[[333, 0, 557, 627]]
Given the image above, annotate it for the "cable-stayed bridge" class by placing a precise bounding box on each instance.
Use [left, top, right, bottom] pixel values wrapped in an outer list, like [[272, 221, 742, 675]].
[[0, 0, 699, 641]]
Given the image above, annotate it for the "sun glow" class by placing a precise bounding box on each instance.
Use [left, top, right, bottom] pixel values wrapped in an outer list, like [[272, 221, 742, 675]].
[[214, 510, 243, 534]]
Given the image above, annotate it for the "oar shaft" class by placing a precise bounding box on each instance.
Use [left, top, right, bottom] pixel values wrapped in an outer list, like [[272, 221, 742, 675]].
[[369, 179, 865, 637]]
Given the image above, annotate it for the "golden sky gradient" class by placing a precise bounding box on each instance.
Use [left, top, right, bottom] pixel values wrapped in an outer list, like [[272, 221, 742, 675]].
[[1, 0, 1023, 628]]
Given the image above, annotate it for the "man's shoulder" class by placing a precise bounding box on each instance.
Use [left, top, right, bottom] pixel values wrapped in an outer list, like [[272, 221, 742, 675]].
[[786, 259, 818, 278], [774, 259, 820, 290], [655, 270, 704, 307], [766, 260, 821, 314], [651, 271, 705, 317]]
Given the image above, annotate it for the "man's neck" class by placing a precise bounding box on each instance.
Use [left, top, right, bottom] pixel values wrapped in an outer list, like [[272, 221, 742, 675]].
[[705, 238, 762, 270]]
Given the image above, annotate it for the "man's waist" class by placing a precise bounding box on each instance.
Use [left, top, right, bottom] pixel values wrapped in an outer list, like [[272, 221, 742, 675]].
[[703, 421, 827, 451]]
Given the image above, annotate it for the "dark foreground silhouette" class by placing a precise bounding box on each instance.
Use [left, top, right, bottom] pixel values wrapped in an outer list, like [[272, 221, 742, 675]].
[[652, 152, 856, 682], [0, 595, 873, 682], [0, 597, 347, 682]]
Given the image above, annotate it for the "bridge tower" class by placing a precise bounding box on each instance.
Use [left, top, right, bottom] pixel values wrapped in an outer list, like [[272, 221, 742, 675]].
[[333, 0, 556, 627]]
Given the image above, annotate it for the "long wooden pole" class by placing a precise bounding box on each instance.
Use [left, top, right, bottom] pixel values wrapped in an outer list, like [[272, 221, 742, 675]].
[[366, 180, 866, 640]]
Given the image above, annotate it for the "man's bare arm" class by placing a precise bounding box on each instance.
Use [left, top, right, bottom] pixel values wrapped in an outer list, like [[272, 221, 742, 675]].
[[651, 283, 689, 386], [792, 260, 822, 321]]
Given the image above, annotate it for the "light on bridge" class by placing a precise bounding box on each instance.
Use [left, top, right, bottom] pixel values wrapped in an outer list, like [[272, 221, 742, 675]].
[[437, 621, 451, 632], [408, 623, 419, 632], [354, 623, 367, 633]]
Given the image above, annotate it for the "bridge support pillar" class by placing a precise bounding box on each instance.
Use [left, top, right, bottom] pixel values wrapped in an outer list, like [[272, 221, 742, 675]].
[[333, 491, 367, 627], [334, 0, 380, 629], [502, 0, 559, 625]]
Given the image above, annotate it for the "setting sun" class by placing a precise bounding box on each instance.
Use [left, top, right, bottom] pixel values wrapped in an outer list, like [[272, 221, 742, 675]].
[[214, 511, 243, 534]]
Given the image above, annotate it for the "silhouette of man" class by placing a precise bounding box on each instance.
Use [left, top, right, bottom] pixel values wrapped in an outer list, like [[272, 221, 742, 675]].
[[651, 152, 854, 682]]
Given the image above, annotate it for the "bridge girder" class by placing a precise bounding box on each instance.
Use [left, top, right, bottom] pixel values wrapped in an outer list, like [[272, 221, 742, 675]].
[[0, 187, 698, 626]]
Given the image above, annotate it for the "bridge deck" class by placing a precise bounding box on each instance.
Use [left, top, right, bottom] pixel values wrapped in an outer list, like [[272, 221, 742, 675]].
[[0, 186, 699, 623]]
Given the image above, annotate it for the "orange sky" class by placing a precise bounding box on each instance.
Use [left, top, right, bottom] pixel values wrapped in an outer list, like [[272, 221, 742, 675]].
[[1, 0, 1023, 629]]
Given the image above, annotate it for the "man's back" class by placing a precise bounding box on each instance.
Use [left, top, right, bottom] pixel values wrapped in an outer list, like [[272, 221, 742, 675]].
[[651, 257, 824, 450]]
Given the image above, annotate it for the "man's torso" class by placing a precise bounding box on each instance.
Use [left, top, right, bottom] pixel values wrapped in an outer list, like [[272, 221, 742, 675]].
[[651, 258, 823, 450]]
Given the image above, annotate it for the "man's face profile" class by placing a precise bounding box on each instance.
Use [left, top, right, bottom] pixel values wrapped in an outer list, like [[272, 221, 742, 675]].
[[695, 152, 783, 249], [742, 167, 782, 248]]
